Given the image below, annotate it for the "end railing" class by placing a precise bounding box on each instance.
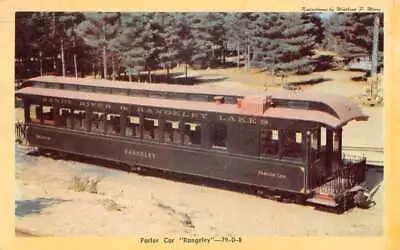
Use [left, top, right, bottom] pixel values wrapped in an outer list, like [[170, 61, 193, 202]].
[[15, 121, 28, 145]]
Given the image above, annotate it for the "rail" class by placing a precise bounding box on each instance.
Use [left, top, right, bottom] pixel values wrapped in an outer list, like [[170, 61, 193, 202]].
[[317, 154, 366, 195], [342, 146, 383, 153], [15, 121, 28, 145], [342, 146, 383, 166]]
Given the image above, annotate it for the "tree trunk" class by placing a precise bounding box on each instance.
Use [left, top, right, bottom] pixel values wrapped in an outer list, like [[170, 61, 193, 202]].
[[92, 63, 95, 77], [246, 44, 250, 72], [72, 31, 78, 78], [185, 63, 188, 80], [51, 12, 57, 74], [73, 53, 78, 78], [371, 14, 379, 78], [137, 72, 140, 83], [53, 56, 57, 72], [60, 37, 66, 77], [166, 67, 170, 82], [111, 55, 116, 80], [38, 51, 43, 76], [148, 69, 152, 83], [222, 42, 226, 64], [102, 45, 107, 79], [237, 45, 240, 68], [52, 12, 56, 37], [128, 72, 132, 82]]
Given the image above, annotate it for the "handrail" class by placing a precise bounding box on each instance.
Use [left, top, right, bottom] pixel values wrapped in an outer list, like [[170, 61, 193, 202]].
[[314, 154, 367, 195], [15, 121, 28, 145]]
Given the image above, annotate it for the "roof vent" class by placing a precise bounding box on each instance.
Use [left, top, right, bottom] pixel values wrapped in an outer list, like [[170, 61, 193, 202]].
[[238, 95, 272, 115], [214, 96, 224, 104]]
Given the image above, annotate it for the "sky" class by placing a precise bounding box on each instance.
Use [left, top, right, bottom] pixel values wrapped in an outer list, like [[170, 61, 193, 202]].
[[319, 12, 334, 19]]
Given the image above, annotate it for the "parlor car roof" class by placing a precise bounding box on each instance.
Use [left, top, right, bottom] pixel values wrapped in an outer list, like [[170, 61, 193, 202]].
[[26, 76, 260, 97], [16, 85, 368, 129]]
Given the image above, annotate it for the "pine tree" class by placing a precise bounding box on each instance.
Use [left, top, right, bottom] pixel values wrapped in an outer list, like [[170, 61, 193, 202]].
[[330, 13, 384, 60], [203, 12, 227, 65], [224, 13, 242, 68], [157, 13, 181, 80], [142, 13, 164, 82], [225, 13, 258, 70], [188, 13, 213, 69], [252, 13, 321, 76], [58, 12, 85, 77], [15, 12, 38, 77], [26, 12, 56, 76], [175, 13, 196, 79], [116, 13, 147, 82], [76, 12, 121, 79]]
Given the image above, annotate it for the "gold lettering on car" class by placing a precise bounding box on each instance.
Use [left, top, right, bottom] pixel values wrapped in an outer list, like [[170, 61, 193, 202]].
[[260, 119, 269, 125], [35, 134, 51, 141], [219, 115, 257, 124], [257, 170, 287, 179], [124, 148, 156, 160]]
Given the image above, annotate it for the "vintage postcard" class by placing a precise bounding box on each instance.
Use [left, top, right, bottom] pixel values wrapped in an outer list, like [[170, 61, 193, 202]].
[[0, 0, 397, 250]]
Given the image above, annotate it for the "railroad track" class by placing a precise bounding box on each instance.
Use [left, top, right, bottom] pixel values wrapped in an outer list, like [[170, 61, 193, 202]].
[[342, 146, 384, 153], [342, 146, 384, 167], [367, 160, 384, 167]]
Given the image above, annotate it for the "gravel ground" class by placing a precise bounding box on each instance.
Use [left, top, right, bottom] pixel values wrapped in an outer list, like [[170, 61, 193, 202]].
[[15, 146, 383, 237]]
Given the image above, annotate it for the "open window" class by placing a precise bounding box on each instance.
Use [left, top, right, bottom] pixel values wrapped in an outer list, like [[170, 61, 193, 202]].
[[164, 120, 181, 144], [29, 104, 42, 123], [143, 117, 161, 141], [42, 105, 55, 125], [79, 85, 94, 92], [310, 130, 320, 162], [106, 113, 121, 135], [72, 109, 87, 130], [63, 84, 77, 91], [282, 130, 303, 160], [168, 92, 188, 100], [91, 111, 106, 133], [126, 115, 140, 138], [320, 127, 327, 149], [211, 122, 227, 149], [183, 122, 201, 146], [260, 127, 279, 156], [28, 104, 55, 125], [188, 94, 207, 102], [59, 108, 72, 128]]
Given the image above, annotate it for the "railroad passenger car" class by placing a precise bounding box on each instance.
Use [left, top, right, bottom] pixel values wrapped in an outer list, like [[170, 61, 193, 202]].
[[15, 76, 369, 211]]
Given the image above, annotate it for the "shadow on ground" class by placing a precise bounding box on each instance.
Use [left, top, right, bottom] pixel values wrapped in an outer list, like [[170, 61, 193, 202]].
[[288, 77, 332, 86], [169, 74, 229, 85], [117, 72, 229, 85], [365, 167, 384, 191], [15, 197, 71, 217]]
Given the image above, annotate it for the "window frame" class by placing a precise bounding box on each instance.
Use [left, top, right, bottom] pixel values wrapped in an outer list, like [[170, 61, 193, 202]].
[[183, 121, 202, 146], [143, 116, 161, 142], [125, 114, 141, 139], [260, 127, 280, 157], [105, 113, 122, 136], [211, 122, 227, 150]]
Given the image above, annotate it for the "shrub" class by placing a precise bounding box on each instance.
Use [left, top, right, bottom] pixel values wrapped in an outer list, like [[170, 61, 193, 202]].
[[69, 175, 100, 194]]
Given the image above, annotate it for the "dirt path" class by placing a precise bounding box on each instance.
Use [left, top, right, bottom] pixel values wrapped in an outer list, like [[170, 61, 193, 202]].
[[15, 148, 383, 236]]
